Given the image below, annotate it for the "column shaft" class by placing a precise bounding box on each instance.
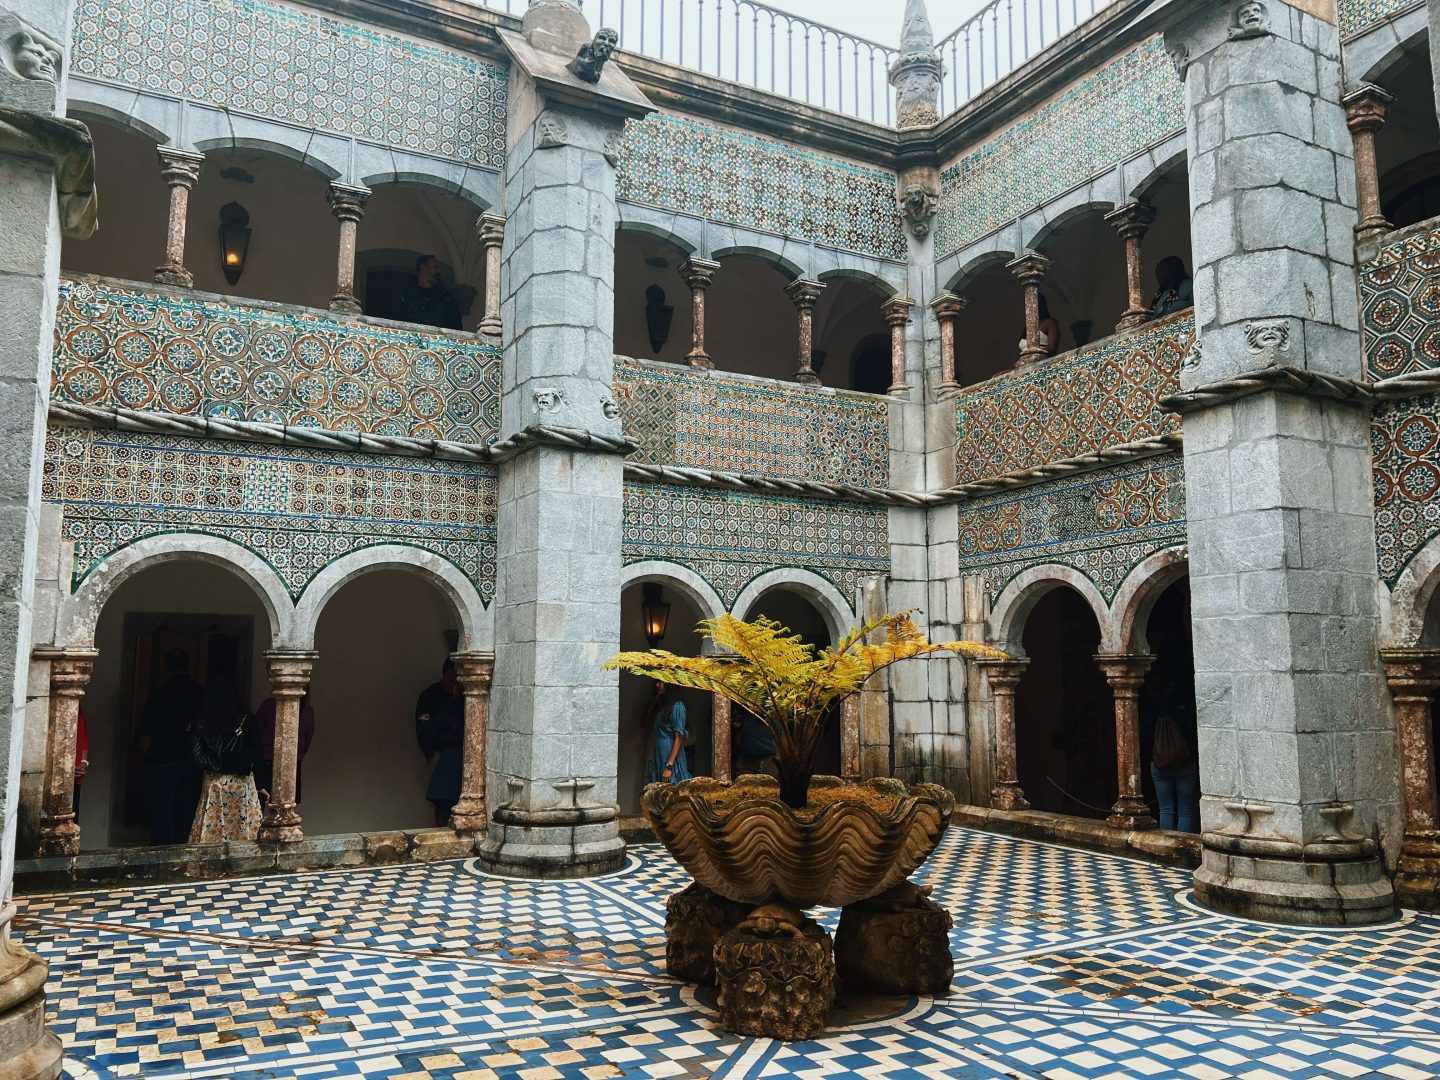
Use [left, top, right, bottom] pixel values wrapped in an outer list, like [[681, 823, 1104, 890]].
[[981, 660, 1029, 811], [1382, 650, 1440, 900], [478, 213, 505, 339], [840, 694, 861, 781], [931, 293, 966, 395], [711, 693, 732, 783], [1345, 85, 1394, 244], [680, 257, 720, 369], [1008, 253, 1051, 366], [1096, 654, 1156, 830], [1105, 203, 1156, 332], [154, 148, 203, 288], [33, 648, 95, 857], [785, 279, 825, 385], [327, 183, 370, 315], [450, 652, 495, 833], [257, 651, 315, 843], [882, 296, 915, 397]]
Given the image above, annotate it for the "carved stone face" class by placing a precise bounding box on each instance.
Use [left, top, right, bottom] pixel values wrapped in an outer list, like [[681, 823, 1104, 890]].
[[1236, 1, 1268, 31], [532, 387, 562, 412], [601, 395, 620, 420], [1246, 319, 1289, 354], [11, 30, 58, 82], [593, 28, 619, 61]]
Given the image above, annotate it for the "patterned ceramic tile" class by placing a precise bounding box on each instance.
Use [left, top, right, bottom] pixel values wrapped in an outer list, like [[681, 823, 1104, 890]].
[[70, 0, 508, 168], [617, 113, 905, 261], [55, 277, 502, 446], [935, 37, 1184, 257], [622, 482, 891, 608], [21, 830, 1440, 1079], [956, 454, 1188, 604], [614, 359, 892, 488], [1340, 0, 1417, 37], [43, 428, 499, 601], [1359, 222, 1440, 381], [1372, 397, 1440, 586], [954, 313, 1191, 486]]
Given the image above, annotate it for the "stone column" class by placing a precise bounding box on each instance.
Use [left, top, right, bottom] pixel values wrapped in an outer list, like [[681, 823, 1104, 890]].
[[477, 212, 505, 339], [680, 257, 720, 369], [980, 660, 1029, 811], [257, 650, 315, 843], [478, 0, 654, 880], [931, 292, 966, 395], [711, 692, 732, 783], [153, 146, 203, 288], [1007, 252, 1051, 366], [449, 651, 495, 833], [1105, 202, 1156, 332], [0, 0, 93, 1073], [327, 182, 370, 315], [840, 694, 862, 781], [1344, 84, 1394, 244], [1095, 654, 1156, 830], [785, 278, 826, 385], [881, 296, 915, 397], [32, 647, 94, 857], [1381, 650, 1440, 903], [1165, 1, 1396, 926]]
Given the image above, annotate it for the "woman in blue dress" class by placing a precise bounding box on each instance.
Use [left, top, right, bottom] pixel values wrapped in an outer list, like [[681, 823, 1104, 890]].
[[644, 681, 692, 785]]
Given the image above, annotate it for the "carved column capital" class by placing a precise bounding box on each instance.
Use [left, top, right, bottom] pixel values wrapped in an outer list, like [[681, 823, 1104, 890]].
[[785, 278, 826, 311], [1104, 201, 1156, 241], [33, 645, 97, 692], [156, 146, 204, 189], [1094, 653, 1156, 690], [327, 182, 371, 222], [930, 292, 968, 322], [978, 657, 1028, 690], [1344, 82, 1394, 135], [477, 211, 506, 247], [679, 257, 721, 290], [265, 650, 318, 696], [452, 650, 496, 689], [881, 295, 916, 327], [1006, 251, 1051, 286]]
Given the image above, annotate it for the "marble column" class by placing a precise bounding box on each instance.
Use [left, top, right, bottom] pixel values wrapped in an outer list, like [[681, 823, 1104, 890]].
[[478, 0, 654, 879], [33, 647, 94, 857], [449, 651, 495, 833], [1381, 650, 1440, 903], [327, 182, 370, 315], [153, 146, 203, 288], [477, 212, 505, 339], [1095, 654, 1157, 830], [1166, 0, 1396, 926], [980, 660, 1029, 811], [840, 694, 862, 781], [785, 278, 826, 385], [881, 296, 915, 397], [0, 0, 94, 1073], [1105, 202, 1156, 332], [1344, 84, 1394, 244], [711, 692, 732, 783], [931, 292, 966, 395], [1008, 252, 1052, 366], [680, 257, 720, 369], [257, 650, 315, 843]]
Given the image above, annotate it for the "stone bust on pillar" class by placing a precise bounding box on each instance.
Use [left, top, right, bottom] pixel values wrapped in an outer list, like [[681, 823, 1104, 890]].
[[888, 0, 944, 130]]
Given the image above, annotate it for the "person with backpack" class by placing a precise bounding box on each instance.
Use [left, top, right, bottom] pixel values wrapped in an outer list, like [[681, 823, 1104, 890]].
[[1151, 706, 1199, 832], [187, 680, 262, 844]]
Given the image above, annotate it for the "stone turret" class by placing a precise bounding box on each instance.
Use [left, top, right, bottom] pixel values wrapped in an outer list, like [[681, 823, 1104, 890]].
[[889, 0, 944, 129]]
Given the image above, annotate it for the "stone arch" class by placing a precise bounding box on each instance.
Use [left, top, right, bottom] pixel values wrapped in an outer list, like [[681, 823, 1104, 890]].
[[1112, 547, 1189, 653], [68, 103, 172, 147], [816, 267, 899, 297], [712, 243, 806, 280], [1129, 142, 1190, 203], [362, 171, 497, 214], [732, 569, 855, 646], [988, 565, 1114, 656], [946, 249, 1015, 294], [1386, 532, 1440, 647], [1028, 200, 1119, 254], [58, 534, 295, 649], [1346, 5, 1428, 89], [191, 134, 344, 181], [293, 546, 487, 652], [615, 218, 701, 256], [622, 561, 727, 625]]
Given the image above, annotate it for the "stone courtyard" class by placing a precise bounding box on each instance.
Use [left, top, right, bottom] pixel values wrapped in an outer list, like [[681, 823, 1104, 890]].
[[22, 832, 1440, 1079]]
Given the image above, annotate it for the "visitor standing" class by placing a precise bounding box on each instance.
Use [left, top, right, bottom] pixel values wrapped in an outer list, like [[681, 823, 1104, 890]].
[[415, 659, 460, 763], [73, 708, 89, 824], [398, 255, 463, 330], [645, 682, 691, 786], [138, 648, 206, 845], [188, 680, 263, 843], [1151, 707, 1199, 832], [733, 710, 778, 778], [1150, 256, 1195, 318], [422, 690, 465, 826], [254, 694, 316, 807]]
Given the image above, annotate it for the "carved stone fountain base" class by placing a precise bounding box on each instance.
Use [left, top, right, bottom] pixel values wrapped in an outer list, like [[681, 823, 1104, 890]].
[[665, 882, 752, 985], [834, 882, 954, 996], [713, 903, 836, 1042]]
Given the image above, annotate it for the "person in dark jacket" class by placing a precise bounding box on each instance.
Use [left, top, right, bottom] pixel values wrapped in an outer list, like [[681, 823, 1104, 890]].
[[138, 648, 206, 844], [422, 691, 466, 826], [187, 680, 262, 843], [398, 255, 463, 330]]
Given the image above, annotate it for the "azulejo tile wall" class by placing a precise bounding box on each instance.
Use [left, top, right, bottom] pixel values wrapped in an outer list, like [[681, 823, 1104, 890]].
[[616, 114, 906, 262], [70, 0, 508, 169], [935, 38, 1183, 258], [1359, 222, 1440, 380], [958, 455, 1187, 604], [954, 313, 1190, 486], [614, 360, 891, 488], [622, 483, 890, 608], [55, 277, 501, 445], [1339, 0, 1414, 37], [1373, 396, 1440, 587], [44, 428, 499, 601]]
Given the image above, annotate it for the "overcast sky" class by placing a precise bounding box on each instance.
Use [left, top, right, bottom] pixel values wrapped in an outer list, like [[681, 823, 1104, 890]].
[[751, 1, 990, 46]]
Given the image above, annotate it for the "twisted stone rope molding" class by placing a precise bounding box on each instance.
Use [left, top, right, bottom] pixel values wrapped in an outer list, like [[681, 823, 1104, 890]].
[[935, 433, 1185, 501], [1160, 366, 1374, 414], [1371, 367, 1440, 401], [622, 463, 934, 507]]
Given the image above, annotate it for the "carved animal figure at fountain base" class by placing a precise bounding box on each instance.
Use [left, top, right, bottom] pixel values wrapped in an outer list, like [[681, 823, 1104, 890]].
[[713, 903, 836, 1042], [835, 880, 954, 996], [664, 882, 752, 985]]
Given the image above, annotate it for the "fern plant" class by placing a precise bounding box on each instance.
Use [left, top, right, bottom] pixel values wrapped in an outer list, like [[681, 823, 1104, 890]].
[[606, 610, 1008, 809]]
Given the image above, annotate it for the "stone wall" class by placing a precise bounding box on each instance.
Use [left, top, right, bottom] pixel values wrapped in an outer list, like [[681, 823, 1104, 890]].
[[614, 358, 892, 487], [55, 276, 502, 444]]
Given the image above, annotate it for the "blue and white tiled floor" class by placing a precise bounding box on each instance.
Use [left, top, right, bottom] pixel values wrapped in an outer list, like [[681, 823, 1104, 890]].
[[17, 828, 1440, 1078]]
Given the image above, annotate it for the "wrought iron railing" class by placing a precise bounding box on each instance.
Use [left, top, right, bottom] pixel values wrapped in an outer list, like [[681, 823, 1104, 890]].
[[937, 0, 1117, 113]]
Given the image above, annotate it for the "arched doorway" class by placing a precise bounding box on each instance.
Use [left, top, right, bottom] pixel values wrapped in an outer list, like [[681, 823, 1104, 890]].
[[1014, 585, 1114, 819], [1139, 578, 1197, 831], [613, 228, 694, 363], [618, 580, 710, 814], [813, 276, 890, 393], [949, 257, 1023, 385], [1032, 206, 1128, 352], [706, 253, 801, 382], [81, 559, 273, 849], [306, 568, 463, 834]]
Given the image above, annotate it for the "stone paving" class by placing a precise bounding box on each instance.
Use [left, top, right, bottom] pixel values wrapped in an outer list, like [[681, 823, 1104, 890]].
[[17, 828, 1440, 1079]]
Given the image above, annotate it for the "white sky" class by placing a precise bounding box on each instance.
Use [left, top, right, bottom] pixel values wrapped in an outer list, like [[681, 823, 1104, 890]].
[[749, 1, 991, 46]]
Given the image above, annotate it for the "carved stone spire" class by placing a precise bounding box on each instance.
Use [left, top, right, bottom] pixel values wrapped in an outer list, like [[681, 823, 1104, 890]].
[[889, 0, 944, 130]]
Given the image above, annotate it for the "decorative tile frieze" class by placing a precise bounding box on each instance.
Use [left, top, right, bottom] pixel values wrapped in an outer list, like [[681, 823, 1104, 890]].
[[958, 455, 1187, 605], [622, 482, 890, 608], [1373, 397, 1440, 587], [54, 277, 501, 445], [935, 38, 1183, 257], [613, 359, 891, 488], [954, 314, 1190, 487], [44, 428, 499, 601], [1339, 0, 1414, 37], [1359, 223, 1440, 380], [70, 0, 508, 169], [616, 113, 906, 261]]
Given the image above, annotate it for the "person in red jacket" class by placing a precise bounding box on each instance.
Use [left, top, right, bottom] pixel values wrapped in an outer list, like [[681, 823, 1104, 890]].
[[74, 708, 89, 823]]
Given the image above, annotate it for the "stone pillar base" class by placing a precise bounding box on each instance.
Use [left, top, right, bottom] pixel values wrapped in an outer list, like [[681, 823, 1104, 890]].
[[153, 266, 193, 288], [0, 947, 62, 1080], [794, 369, 820, 385], [686, 353, 714, 370], [834, 882, 953, 996], [714, 904, 835, 1042], [256, 801, 303, 844], [1115, 309, 1151, 332], [475, 806, 626, 879], [1193, 846, 1395, 926], [664, 882, 752, 985], [991, 782, 1029, 812], [329, 294, 361, 315], [1107, 797, 1156, 832]]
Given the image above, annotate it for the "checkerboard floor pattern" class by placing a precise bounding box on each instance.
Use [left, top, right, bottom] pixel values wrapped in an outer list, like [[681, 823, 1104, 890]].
[[19, 828, 1440, 1078]]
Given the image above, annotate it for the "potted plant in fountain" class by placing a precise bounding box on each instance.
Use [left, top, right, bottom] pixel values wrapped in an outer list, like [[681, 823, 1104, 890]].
[[606, 610, 1006, 1041]]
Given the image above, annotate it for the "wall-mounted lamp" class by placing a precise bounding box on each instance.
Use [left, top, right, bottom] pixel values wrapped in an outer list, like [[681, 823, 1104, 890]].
[[645, 284, 674, 355], [219, 202, 251, 285], [642, 583, 671, 649]]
